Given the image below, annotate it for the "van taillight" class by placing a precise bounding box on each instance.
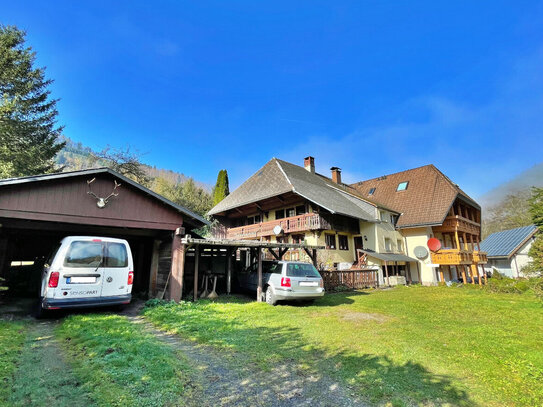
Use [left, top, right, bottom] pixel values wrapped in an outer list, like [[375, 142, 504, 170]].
[[280, 277, 291, 287], [127, 271, 134, 285], [48, 272, 60, 288]]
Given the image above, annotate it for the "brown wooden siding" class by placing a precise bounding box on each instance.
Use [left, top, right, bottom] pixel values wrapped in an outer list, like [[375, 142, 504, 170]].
[[0, 173, 184, 231]]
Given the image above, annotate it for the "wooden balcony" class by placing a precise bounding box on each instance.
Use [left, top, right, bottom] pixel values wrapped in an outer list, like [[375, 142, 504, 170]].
[[226, 213, 331, 240], [433, 215, 481, 235], [430, 249, 473, 265], [473, 251, 488, 264]]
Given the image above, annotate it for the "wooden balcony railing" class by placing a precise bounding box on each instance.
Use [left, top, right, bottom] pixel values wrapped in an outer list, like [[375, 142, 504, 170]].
[[473, 251, 488, 264], [226, 213, 331, 239], [431, 249, 473, 265], [433, 215, 481, 235]]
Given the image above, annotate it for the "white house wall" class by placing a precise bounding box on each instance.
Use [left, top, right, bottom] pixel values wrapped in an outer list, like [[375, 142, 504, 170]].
[[401, 226, 436, 285]]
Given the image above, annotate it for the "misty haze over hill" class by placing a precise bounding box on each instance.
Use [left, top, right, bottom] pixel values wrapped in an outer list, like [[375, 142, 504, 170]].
[[479, 162, 543, 214]]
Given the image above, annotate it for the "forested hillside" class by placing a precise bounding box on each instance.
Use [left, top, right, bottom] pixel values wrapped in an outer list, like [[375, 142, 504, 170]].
[[56, 137, 210, 190], [55, 137, 214, 216]]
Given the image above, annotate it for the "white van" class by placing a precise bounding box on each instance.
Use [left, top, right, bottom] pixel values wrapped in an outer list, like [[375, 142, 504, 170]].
[[38, 236, 134, 315]]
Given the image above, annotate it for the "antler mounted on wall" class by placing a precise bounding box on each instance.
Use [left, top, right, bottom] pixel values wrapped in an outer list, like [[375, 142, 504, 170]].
[[87, 178, 121, 208]]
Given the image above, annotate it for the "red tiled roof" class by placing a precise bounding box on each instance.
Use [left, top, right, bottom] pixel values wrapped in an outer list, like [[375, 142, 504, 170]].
[[350, 165, 479, 228]]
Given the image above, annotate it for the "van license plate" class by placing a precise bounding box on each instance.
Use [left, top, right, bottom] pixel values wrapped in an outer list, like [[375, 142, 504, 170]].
[[299, 281, 318, 287], [67, 276, 96, 284]]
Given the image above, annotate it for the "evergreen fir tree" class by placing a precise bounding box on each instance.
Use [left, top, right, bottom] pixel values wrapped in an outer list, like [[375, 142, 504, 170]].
[[0, 25, 65, 177], [212, 169, 230, 206], [526, 187, 543, 273]]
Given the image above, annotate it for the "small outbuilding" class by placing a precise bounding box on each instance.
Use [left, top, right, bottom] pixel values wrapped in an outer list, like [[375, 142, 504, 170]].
[[480, 225, 538, 278]]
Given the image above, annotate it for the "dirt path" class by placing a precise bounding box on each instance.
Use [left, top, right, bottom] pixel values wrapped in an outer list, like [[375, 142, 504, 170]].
[[130, 316, 367, 407], [9, 320, 95, 407]]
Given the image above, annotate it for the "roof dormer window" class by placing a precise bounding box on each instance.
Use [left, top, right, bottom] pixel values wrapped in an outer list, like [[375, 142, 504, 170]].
[[396, 181, 409, 191], [368, 187, 376, 195]]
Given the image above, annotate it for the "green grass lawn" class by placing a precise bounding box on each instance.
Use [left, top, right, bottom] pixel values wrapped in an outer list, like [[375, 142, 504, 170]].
[[144, 286, 543, 407], [0, 320, 27, 404], [56, 314, 195, 407]]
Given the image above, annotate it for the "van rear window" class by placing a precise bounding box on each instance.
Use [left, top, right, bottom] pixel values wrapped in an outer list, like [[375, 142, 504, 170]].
[[64, 241, 128, 268], [64, 241, 103, 268], [105, 243, 128, 267], [286, 263, 321, 278]]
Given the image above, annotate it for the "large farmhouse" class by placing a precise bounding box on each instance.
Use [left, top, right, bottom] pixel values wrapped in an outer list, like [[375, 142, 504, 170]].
[[209, 158, 488, 285]]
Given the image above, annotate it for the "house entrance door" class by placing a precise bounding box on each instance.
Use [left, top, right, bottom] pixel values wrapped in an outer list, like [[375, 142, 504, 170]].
[[354, 236, 364, 251]]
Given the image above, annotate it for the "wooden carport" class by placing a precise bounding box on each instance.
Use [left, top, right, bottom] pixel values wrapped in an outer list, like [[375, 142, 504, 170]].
[[0, 168, 208, 298], [167, 237, 325, 302]]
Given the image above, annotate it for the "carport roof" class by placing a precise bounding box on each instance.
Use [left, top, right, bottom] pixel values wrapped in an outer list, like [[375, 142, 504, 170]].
[[361, 250, 417, 263], [0, 168, 209, 227]]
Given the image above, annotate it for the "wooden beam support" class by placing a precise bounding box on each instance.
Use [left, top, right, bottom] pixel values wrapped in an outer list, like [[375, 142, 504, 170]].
[[257, 248, 263, 302], [461, 265, 467, 284], [384, 261, 390, 286], [193, 245, 200, 302], [226, 247, 233, 295], [454, 231, 461, 250], [279, 247, 289, 259], [302, 247, 314, 263], [148, 239, 161, 298], [481, 264, 487, 285], [468, 264, 475, 285], [169, 235, 185, 302], [472, 264, 482, 286], [268, 248, 280, 260], [439, 266, 445, 285]]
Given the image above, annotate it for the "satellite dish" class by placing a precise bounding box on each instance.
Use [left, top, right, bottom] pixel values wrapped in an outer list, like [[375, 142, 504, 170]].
[[273, 225, 283, 236], [414, 246, 428, 259], [427, 238, 442, 252]]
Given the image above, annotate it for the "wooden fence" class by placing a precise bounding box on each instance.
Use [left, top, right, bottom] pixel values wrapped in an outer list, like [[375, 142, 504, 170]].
[[320, 269, 378, 290]]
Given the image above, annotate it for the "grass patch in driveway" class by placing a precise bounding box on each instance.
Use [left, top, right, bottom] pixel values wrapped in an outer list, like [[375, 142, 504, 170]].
[[144, 286, 543, 407], [56, 313, 195, 407], [0, 320, 27, 404], [9, 322, 94, 407]]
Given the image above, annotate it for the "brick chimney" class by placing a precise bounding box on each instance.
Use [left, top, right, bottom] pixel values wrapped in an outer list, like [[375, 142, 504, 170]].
[[304, 156, 315, 173], [331, 167, 342, 184]]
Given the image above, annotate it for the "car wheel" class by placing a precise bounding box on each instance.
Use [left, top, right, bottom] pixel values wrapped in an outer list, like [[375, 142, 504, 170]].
[[34, 298, 47, 319], [265, 287, 277, 306]]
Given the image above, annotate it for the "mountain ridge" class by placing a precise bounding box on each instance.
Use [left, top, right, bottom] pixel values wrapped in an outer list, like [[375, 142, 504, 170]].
[[55, 137, 211, 191]]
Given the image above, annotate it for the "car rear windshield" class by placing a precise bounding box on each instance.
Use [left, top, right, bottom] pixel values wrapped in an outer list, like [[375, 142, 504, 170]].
[[64, 241, 128, 268], [286, 263, 321, 278]]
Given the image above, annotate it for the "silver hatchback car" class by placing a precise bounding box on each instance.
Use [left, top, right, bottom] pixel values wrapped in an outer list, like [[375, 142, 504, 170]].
[[237, 260, 325, 305]]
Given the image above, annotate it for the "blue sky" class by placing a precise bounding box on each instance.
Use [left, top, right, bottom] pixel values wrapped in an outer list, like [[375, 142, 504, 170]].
[[3, 1, 543, 197]]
